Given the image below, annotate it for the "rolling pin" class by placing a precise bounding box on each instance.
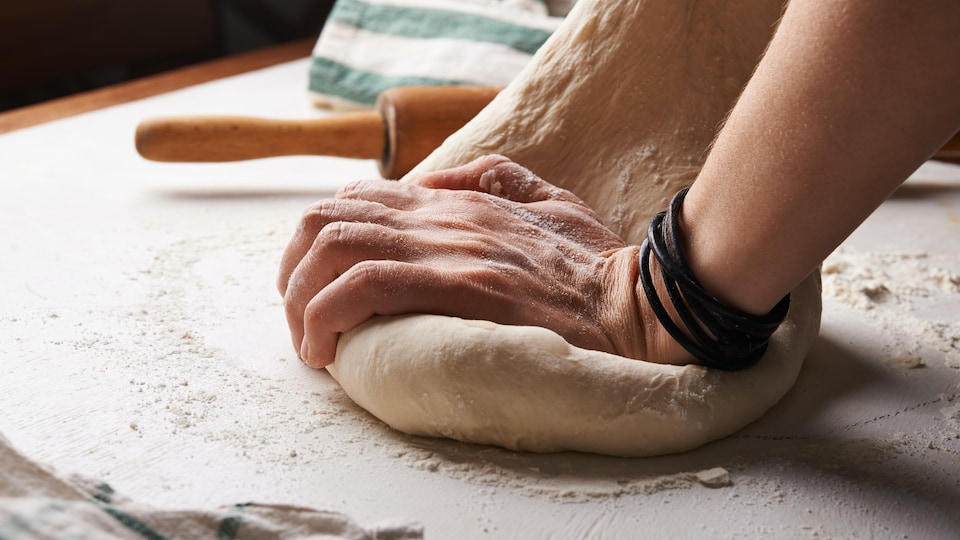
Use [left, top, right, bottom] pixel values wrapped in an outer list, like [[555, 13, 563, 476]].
[[135, 86, 502, 179], [136, 84, 960, 176]]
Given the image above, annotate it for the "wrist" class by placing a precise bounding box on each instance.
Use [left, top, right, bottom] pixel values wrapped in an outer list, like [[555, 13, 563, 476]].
[[640, 188, 790, 369], [598, 246, 695, 365]]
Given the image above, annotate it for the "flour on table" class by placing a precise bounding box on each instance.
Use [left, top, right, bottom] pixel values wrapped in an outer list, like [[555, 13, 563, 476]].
[[946, 351, 960, 370], [388, 442, 734, 501], [941, 403, 960, 432], [822, 249, 960, 366]]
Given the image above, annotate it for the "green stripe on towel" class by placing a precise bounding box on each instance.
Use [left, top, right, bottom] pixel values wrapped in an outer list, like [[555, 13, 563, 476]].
[[310, 57, 469, 106], [95, 501, 169, 540], [329, 0, 552, 55], [216, 503, 251, 540]]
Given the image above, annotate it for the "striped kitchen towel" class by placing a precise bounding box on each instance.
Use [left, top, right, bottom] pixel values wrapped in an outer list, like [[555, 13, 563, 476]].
[[309, 0, 571, 110], [0, 433, 423, 539]]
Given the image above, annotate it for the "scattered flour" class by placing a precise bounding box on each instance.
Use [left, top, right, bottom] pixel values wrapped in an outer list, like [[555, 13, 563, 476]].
[[105, 242, 956, 506], [31, 220, 955, 511], [891, 351, 925, 370], [395, 445, 710, 501], [945, 351, 960, 371], [941, 403, 960, 432], [822, 250, 960, 365]]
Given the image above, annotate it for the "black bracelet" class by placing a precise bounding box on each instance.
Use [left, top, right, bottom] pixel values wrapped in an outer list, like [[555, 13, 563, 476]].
[[638, 188, 790, 370]]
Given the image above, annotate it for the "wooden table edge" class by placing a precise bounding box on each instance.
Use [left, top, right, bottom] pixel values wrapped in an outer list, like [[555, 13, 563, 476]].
[[0, 38, 315, 135]]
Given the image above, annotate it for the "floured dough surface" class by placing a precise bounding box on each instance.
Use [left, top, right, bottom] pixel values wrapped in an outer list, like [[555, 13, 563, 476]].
[[328, 273, 820, 457]]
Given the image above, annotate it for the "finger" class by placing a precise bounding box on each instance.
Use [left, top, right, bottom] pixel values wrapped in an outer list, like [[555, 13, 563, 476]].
[[416, 155, 586, 206], [299, 260, 512, 368], [336, 178, 433, 211], [410, 155, 512, 191], [482, 162, 587, 205], [277, 198, 404, 297], [283, 221, 416, 352]]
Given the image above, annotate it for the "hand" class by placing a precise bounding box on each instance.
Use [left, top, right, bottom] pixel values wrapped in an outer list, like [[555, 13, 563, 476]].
[[278, 155, 675, 368]]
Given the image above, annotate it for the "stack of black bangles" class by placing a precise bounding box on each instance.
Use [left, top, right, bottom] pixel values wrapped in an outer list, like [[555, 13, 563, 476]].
[[639, 188, 790, 371]]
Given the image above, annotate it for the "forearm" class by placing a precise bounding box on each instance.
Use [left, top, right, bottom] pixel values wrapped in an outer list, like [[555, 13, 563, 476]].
[[682, 0, 960, 315]]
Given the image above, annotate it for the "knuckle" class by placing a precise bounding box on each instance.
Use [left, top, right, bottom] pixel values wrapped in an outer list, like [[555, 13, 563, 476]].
[[344, 260, 393, 288], [350, 259, 384, 279], [308, 222, 357, 263], [316, 220, 351, 245], [300, 199, 340, 230], [301, 297, 322, 325], [282, 271, 308, 309], [314, 221, 387, 254], [336, 179, 368, 199]]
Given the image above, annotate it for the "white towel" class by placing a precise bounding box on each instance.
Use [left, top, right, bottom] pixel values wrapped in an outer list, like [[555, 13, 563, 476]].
[[309, 0, 570, 110]]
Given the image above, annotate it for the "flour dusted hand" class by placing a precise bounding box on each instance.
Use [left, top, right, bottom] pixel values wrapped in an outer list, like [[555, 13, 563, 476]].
[[278, 155, 652, 368]]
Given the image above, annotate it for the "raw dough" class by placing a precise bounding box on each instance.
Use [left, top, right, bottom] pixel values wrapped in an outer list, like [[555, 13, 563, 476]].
[[330, 274, 818, 457], [326, 0, 821, 457], [412, 0, 789, 242]]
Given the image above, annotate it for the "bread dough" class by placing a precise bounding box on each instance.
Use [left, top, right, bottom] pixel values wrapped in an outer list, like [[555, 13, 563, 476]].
[[330, 273, 818, 457], [411, 0, 788, 243], [326, 0, 821, 457]]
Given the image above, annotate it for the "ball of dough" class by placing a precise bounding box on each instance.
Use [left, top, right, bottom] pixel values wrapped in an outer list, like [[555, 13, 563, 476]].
[[327, 273, 820, 457]]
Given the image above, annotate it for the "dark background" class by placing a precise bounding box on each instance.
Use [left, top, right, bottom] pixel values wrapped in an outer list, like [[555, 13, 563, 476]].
[[0, 0, 336, 112]]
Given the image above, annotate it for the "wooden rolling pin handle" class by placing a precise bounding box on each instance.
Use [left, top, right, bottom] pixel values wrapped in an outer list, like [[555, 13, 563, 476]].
[[135, 112, 385, 162], [134, 86, 503, 176], [377, 86, 503, 179]]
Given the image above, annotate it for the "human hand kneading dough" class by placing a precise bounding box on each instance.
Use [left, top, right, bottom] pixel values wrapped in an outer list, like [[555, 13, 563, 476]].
[[278, 155, 687, 369], [281, 0, 960, 372]]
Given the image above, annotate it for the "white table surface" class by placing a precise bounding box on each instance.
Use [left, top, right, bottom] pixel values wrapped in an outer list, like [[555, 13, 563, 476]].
[[2, 59, 959, 538]]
